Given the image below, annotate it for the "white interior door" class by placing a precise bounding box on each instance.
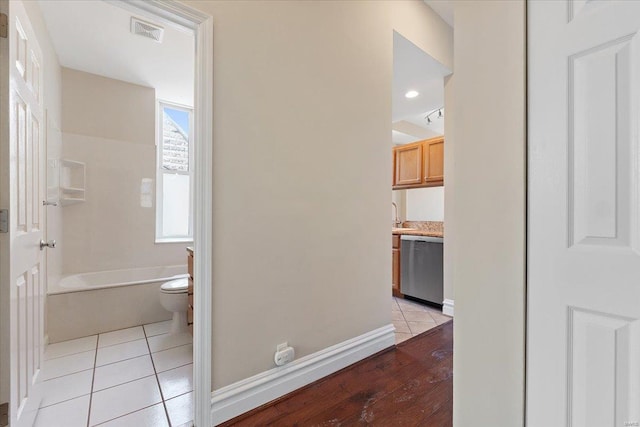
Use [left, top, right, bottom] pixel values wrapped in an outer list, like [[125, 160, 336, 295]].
[[528, 1, 640, 426], [8, 1, 45, 426]]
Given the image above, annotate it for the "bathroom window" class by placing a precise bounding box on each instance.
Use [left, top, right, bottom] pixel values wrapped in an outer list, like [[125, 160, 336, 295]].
[[156, 101, 193, 242]]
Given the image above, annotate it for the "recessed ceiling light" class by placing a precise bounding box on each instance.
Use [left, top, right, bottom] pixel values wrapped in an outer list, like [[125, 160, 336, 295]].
[[405, 90, 419, 99]]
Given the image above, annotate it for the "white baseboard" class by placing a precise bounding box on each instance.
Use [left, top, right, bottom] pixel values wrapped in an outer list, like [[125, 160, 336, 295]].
[[443, 299, 454, 317], [210, 324, 396, 425]]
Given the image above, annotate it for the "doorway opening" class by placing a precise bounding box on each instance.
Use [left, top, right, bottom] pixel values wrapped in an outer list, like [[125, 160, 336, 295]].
[[2, 1, 212, 426], [390, 31, 451, 345]]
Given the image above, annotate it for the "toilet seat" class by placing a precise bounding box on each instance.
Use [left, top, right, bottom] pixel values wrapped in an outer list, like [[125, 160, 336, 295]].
[[160, 278, 188, 294]]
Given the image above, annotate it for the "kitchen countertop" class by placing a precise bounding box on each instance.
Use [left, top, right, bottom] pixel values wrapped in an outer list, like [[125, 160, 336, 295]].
[[392, 228, 444, 238]]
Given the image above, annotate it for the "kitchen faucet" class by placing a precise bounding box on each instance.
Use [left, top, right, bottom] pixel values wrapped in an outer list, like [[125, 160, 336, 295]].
[[392, 202, 402, 228]]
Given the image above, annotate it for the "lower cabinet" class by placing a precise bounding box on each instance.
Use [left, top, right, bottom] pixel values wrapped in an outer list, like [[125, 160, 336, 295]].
[[392, 235, 402, 297]]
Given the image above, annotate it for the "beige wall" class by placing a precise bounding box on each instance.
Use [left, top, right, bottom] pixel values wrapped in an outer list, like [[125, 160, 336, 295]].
[[405, 187, 444, 221], [452, 2, 526, 426], [0, 2, 528, 423], [443, 75, 454, 303], [391, 0, 454, 70], [62, 68, 154, 144], [60, 68, 186, 273], [181, 0, 406, 389], [178, 0, 453, 392]]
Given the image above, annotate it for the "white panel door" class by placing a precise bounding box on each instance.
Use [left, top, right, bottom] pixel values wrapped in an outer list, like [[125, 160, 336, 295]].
[[8, 1, 46, 426], [528, 1, 640, 426]]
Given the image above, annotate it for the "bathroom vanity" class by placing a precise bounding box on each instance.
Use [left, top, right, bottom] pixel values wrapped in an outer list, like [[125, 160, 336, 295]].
[[187, 247, 194, 335]]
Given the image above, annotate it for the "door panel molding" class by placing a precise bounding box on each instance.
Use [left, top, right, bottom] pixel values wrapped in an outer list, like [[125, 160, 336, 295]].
[[567, 307, 639, 427], [567, 33, 637, 248], [528, 1, 640, 425]]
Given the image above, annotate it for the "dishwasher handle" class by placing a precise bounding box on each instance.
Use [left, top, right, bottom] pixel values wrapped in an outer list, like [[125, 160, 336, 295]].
[[400, 235, 443, 244]]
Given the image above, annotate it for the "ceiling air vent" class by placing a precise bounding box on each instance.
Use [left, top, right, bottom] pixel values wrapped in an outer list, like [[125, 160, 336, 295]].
[[130, 17, 164, 43]]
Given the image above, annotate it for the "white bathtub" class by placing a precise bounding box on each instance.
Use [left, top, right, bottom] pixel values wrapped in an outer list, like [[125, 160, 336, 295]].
[[47, 265, 188, 343], [49, 265, 188, 295]]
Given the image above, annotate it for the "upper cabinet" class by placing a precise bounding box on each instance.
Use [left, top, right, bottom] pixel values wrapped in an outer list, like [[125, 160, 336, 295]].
[[393, 136, 444, 189], [394, 143, 423, 186], [423, 137, 444, 184]]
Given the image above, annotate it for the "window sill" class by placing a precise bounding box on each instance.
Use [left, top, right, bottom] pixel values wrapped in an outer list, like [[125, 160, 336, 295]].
[[155, 237, 194, 244]]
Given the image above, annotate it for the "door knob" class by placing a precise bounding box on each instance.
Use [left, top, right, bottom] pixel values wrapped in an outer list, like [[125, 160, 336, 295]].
[[40, 239, 56, 250]]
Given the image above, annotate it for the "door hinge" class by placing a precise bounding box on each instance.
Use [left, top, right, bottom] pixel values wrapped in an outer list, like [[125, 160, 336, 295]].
[[0, 209, 8, 233], [0, 13, 7, 39]]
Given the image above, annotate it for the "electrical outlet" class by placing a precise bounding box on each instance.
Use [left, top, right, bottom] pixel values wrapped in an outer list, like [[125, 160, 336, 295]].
[[274, 344, 295, 366]]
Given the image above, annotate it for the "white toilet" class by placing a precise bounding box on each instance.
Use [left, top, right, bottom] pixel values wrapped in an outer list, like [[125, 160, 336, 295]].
[[159, 278, 189, 334]]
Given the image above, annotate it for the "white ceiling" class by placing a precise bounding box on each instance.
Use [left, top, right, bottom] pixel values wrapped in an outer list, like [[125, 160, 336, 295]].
[[392, 130, 420, 145], [38, 1, 195, 106], [400, 112, 445, 139], [392, 31, 451, 144], [38, 2, 449, 140], [424, 0, 454, 27]]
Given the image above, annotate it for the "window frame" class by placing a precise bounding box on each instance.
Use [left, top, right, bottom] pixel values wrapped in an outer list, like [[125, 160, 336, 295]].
[[155, 100, 194, 243]]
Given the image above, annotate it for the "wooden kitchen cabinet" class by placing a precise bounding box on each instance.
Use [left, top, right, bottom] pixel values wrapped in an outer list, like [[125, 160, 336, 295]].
[[423, 137, 444, 185], [394, 143, 423, 187], [392, 234, 402, 297], [392, 136, 444, 189]]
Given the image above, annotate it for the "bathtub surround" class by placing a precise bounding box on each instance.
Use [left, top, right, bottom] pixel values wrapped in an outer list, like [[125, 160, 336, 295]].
[[45, 121, 63, 285], [60, 68, 186, 273], [46, 265, 187, 342], [61, 133, 185, 272], [48, 284, 168, 343]]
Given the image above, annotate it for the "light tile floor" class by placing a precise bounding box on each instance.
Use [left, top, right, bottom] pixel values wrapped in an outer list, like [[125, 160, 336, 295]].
[[392, 296, 452, 344], [34, 320, 193, 427]]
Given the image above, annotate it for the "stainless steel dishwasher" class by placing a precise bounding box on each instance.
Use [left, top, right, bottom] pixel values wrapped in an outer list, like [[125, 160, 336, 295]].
[[400, 235, 443, 305]]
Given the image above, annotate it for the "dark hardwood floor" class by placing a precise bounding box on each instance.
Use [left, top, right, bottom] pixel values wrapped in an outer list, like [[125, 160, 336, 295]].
[[0, 402, 7, 427], [220, 321, 453, 426]]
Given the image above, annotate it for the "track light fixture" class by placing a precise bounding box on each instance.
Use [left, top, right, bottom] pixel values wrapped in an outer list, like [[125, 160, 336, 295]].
[[424, 107, 444, 125]]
